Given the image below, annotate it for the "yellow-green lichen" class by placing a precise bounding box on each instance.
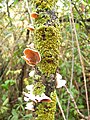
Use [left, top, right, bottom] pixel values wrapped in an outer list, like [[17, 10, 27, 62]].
[[33, 0, 58, 9], [35, 13, 50, 26], [33, 81, 45, 95], [35, 91, 56, 120], [34, 25, 61, 76]]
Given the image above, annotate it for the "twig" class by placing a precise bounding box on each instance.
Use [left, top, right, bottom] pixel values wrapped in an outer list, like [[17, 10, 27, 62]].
[[64, 85, 88, 120], [69, 0, 89, 116], [25, 0, 34, 42], [25, 0, 33, 24], [0, 30, 24, 81], [72, 2, 88, 32], [66, 15, 74, 120], [6, 0, 12, 26], [82, 55, 90, 66], [56, 94, 66, 120]]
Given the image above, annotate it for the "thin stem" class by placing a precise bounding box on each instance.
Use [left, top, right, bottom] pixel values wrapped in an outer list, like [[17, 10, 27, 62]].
[[6, 0, 12, 26], [69, 0, 89, 116], [64, 85, 88, 120], [72, 2, 88, 32], [25, 0, 33, 24], [25, 0, 34, 42], [56, 94, 66, 120], [66, 15, 74, 120]]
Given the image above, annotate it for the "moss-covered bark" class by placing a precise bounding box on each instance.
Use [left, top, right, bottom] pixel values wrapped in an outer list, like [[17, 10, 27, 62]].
[[35, 91, 56, 120], [32, 0, 61, 119], [34, 26, 60, 76]]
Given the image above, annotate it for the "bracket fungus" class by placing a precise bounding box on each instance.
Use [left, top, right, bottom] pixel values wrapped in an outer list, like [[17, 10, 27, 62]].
[[25, 102, 35, 111], [30, 12, 39, 19], [56, 73, 66, 88], [27, 24, 35, 31], [22, 48, 41, 66]]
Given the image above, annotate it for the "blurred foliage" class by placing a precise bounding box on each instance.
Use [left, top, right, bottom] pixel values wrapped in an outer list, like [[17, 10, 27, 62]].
[[0, 0, 90, 120]]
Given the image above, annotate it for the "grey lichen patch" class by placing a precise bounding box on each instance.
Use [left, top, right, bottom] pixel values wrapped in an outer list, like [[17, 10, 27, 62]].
[[35, 91, 56, 120], [34, 25, 61, 76]]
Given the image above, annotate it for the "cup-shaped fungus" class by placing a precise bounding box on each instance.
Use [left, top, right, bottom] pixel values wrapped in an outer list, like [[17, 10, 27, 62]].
[[22, 48, 41, 66], [56, 73, 66, 88], [27, 24, 34, 31], [30, 12, 39, 19], [25, 102, 34, 111], [36, 93, 52, 103]]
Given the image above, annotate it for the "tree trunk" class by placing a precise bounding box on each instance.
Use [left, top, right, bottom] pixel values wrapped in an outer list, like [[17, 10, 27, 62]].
[[32, 0, 61, 119]]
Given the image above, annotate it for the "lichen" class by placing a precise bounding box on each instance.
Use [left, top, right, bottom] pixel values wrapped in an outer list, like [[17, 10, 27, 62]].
[[31, 1, 60, 120], [35, 91, 56, 120], [35, 13, 50, 26], [33, 81, 45, 95], [33, 0, 58, 10], [34, 25, 60, 76]]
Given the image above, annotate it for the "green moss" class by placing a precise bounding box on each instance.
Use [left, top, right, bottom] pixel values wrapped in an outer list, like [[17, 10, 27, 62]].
[[33, 0, 58, 9], [32, 1, 60, 119], [34, 25, 60, 76], [33, 81, 45, 95], [35, 13, 50, 26], [35, 91, 56, 120]]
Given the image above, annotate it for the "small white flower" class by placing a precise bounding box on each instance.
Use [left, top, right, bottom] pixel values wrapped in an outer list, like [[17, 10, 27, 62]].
[[29, 70, 35, 77], [25, 102, 34, 111], [56, 73, 66, 88]]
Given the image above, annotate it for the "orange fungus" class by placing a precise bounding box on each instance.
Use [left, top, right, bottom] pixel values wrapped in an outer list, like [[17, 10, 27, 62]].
[[30, 12, 39, 19], [22, 48, 41, 66], [39, 98, 52, 103], [27, 24, 34, 31]]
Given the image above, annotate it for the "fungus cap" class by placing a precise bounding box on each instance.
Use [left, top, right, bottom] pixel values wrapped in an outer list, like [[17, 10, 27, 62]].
[[22, 48, 41, 66], [30, 12, 39, 19], [27, 24, 34, 31]]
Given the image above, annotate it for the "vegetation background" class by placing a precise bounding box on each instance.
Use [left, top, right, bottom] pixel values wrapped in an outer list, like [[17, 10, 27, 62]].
[[0, 0, 90, 120]]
